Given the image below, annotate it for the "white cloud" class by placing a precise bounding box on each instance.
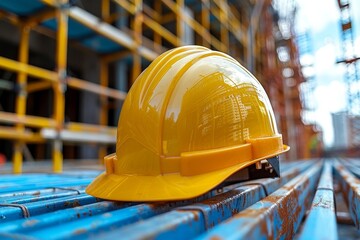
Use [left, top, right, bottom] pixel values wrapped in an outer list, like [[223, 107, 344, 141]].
[[295, 0, 360, 147], [314, 41, 336, 71], [355, 36, 360, 56], [314, 81, 347, 113], [313, 41, 345, 84], [300, 53, 314, 66], [312, 81, 347, 146], [301, 41, 347, 146], [295, 0, 340, 32]]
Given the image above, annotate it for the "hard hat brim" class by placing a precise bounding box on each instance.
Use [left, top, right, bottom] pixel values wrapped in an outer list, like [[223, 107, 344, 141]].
[[85, 145, 290, 202]]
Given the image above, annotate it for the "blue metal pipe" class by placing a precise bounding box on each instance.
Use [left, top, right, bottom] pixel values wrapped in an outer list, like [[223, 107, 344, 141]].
[[334, 160, 360, 229], [0, 179, 93, 194], [0, 171, 101, 181], [0, 160, 321, 240], [0, 184, 225, 239], [196, 162, 322, 240], [340, 161, 360, 179], [3, 189, 86, 204], [298, 161, 338, 240], [0, 187, 82, 199], [81, 161, 313, 240], [0, 201, 130, 233], [0, 194, 98, 222]]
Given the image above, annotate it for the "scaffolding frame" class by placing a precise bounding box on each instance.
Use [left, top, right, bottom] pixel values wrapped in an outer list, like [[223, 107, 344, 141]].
[[0, 0, 309, 172], [336, 0, 360, 147]]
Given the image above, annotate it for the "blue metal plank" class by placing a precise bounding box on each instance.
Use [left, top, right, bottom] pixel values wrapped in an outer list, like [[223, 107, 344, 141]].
[[82, 35, 123, 53], [13, 202, 191, 238], [0, 172, 101, 184], [341, 161, 360, 179], [28, 203, 172, 239], [298, 161, 338, 240], [102, 186, 263, 240], [0, 194, 98, 222], [41, 18, 122, 53], [0, 174, 91, 184], [0, 160, 324, 240], [103, 210, 206, 240], [0, 201, 130, 233], [196, 162, 322, 240], [42, 18, 94, 39], [0, 0, 45, 16], [0, 187, 226, 239], [89, 161, 313, 240], [0, 178, 88, 188], [58, 171, 102, 178], [1, 189, 86, 204], [0, 179, 92, 194], [0, 174, 83, 182], [334, 160, 360, 228], [0, 186, 83, 199]]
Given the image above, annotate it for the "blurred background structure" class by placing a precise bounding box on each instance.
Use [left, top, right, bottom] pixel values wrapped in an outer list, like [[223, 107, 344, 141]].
[[0, 0, 358, 173], [333, 0, 360, 154]]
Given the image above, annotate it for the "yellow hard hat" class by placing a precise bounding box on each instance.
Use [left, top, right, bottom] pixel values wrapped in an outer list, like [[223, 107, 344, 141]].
[[86, 45, 289, 201]]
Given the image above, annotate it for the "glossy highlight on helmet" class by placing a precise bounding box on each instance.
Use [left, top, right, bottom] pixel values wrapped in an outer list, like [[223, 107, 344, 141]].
[[86, 45, 289, 201]]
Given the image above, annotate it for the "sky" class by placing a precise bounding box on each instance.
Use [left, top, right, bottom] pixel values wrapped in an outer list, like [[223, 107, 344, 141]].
[[294, 0, 360, 147]]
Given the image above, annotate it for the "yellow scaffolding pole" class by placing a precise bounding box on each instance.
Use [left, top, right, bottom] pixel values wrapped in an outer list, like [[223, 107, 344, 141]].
[[0, 56, 57, 81], [153, 1, 162, 53], [0, 9, 22, 26], [101, 50, 130, 63], [0, 55, 127, 99], [176, 0, 184, 46], [52, 6, 68, 173], [132, 0, 142, 84], [27, 81, 53, 93], [67, 77, 127, 100], [0, 111, 56, 128], [101, 0, 111, 21], [98, 60, 109, 164], [0, 127, 44, 143], [66, 122, 116, 134], [12, 25, 30, 174], [25, 9, 56, 28], [113, 0, 136, 14], [218, 0, 229, 52], [161, 0, 224, 50], [201, 0, 211, 47], [143, 15, 179, 47]]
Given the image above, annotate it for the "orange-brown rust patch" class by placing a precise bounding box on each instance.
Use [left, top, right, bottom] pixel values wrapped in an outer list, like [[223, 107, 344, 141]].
[[260, 217, 268, 237], [202, 190, 241, 206], [32, 191, 41, 196], [263, 195, 283, 203], [23, 219, 39, 227], [64, 200, 81, 207], [73, 228, 87, 235], [192, 211, 200, 221], [209, 236, 223, 240], [72, 200, 81, 207], [234, 207, 267, 219]]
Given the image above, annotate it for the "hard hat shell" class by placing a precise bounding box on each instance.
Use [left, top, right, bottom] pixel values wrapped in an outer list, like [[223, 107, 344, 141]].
[[86, 45, 289, 201]]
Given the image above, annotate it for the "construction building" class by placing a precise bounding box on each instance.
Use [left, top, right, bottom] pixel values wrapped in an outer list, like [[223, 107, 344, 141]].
[[0, 1, 358, 239], [0, 0, 319, 173]]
